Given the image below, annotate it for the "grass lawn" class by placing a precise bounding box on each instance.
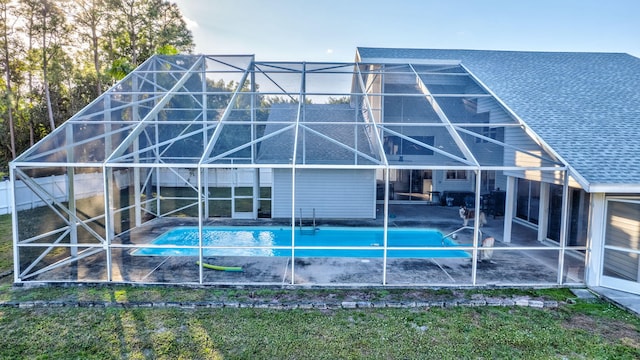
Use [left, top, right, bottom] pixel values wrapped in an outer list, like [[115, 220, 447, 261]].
[[0, 296, 638, 359], [0, 213, 639, 359], [0, 214, 12, 274]]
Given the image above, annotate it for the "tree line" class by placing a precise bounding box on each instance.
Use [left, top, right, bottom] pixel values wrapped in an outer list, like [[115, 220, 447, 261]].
[[0, 0, 194, 172]]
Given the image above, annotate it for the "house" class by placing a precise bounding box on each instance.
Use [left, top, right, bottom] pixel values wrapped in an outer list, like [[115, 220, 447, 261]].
[[9, 49, 640, 294], [355, 47, 640, 295]]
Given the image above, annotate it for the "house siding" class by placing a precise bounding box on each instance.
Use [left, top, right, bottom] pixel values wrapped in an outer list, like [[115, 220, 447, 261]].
[[434, 170, 474, 192], [502, 126, 568, 186], [273, 168, 376, 219], [153, 168, 273, 187]]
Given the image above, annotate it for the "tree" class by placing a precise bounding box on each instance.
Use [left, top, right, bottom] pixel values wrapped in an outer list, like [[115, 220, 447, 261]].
[[20, 0, 69, 132], [106, 0, 193, 77], [0, 0, 18, 158], [73, 0, 109, 95], [327, 96, 350, 104], [18, 0, 35, 94], [0, 0, 196, 170], [38, 0, 68, 131], [107, 0, 147, 66], [147, 1, 193, 58]]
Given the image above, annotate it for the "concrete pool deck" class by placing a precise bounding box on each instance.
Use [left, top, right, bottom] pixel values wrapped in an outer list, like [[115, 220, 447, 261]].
[[25, 203, 586, 288]]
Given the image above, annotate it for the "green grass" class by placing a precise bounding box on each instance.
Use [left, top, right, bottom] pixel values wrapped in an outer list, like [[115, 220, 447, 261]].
[[0, 213, 639, 358], [466, 287, 575, 301], [0, 214, 12, 273], [0, 302, 638, 359]]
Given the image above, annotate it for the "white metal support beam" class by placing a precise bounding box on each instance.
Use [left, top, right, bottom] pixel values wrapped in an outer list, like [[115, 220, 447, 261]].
[[200, 63, 253, 164], [558, 171, 570, 284], [355, 63, 387, 166], [411, 64, 479, 167], [106, 56, 206, 163]]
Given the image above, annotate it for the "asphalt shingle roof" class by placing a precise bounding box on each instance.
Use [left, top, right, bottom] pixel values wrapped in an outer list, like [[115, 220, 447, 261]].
[[358, 47, 640, 190], [257, 103, 378, 165]]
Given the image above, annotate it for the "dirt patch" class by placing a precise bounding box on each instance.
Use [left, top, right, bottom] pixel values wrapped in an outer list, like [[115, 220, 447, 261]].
[[563, 313, 640, 348], [219, 288, 460, 304]]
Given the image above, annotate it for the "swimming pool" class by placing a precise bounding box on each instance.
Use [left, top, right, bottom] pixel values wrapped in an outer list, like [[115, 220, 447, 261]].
[[130, 226, 470, 258]]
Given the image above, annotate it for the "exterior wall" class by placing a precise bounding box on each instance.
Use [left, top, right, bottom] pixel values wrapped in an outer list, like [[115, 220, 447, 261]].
[[494, 172, 508, 191], [502, 126, 579, 187], [152, 168, 272, 187], [273, 168, 376, 219], [466, 98, 506, 166], [477, 97, 508, 121], [503, 126, 543, 179], [433, 170, 474, 193]]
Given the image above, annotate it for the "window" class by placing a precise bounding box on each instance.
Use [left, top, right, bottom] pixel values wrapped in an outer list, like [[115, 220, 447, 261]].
[[480, 170, 496, 193], [516, 179, 540, 224], [446, 170, 467, 180], [384, 136, 434, 155], [476, 127, 498, 143]]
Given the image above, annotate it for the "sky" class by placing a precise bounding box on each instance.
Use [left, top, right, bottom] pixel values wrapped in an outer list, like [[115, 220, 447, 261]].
[[172, 0, 640, 62]]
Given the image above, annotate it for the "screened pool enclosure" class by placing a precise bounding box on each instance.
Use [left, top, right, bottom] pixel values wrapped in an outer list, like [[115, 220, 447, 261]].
[[10, 54, 586, 286]]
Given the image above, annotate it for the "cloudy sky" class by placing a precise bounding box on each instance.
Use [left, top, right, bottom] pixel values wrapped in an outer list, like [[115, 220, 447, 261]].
[[173, 0, 640, 61]]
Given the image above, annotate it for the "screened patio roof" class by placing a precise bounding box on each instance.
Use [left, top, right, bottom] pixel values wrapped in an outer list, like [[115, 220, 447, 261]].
[[13, 55, 566, 173]]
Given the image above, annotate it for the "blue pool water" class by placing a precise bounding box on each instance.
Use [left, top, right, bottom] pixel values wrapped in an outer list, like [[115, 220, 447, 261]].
[[131, 226, 470, 258]]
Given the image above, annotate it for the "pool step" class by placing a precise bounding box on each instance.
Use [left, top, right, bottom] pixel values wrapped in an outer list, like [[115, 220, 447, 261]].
[[298, 208, 317, 235]]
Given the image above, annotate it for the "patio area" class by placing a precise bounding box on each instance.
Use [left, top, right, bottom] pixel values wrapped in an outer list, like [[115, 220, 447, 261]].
[[25, 203, 586, 287]]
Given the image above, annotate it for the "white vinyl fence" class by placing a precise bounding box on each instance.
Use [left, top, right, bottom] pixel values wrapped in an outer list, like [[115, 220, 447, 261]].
[[1, 169, 273, 215], [0, 173, 105, 215], [0, 180, 10, 215]]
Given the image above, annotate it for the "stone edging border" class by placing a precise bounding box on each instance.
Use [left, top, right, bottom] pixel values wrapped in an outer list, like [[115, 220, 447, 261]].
[[0, 298, 559, 310]]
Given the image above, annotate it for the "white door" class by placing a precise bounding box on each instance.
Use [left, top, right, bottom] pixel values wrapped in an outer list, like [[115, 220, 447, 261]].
[[601, 199, 640, 294], [231, 168, 256, 219]]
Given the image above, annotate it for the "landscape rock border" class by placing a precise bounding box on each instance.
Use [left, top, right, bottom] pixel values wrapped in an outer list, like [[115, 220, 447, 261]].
[[0, 297, 559, 310]]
